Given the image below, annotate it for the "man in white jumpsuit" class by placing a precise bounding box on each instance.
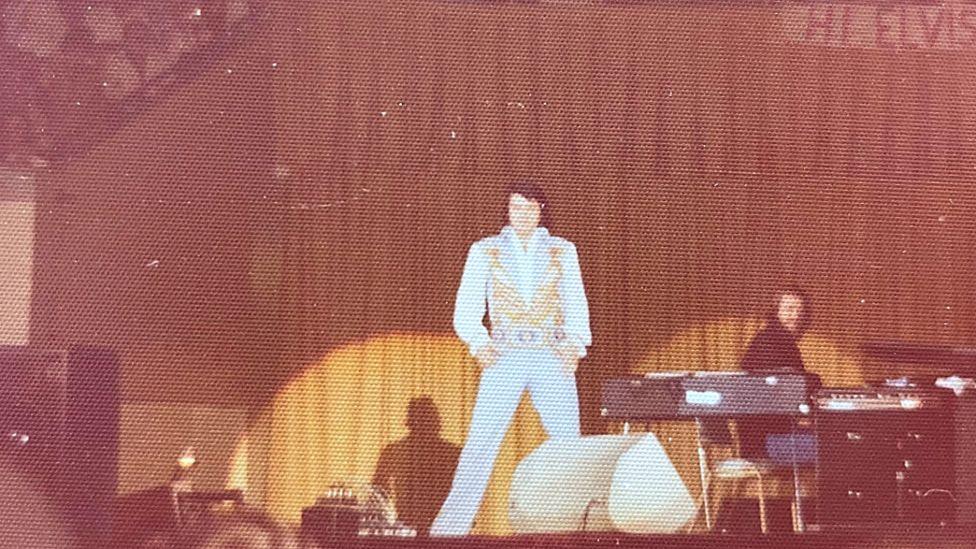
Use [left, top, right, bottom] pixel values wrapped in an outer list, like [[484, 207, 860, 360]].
[[430, 183, 592, 537]]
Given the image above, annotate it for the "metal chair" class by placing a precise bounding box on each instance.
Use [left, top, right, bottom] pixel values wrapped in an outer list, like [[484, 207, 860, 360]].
[[701, 420, 817, 534], [698, 418, 772, 533]]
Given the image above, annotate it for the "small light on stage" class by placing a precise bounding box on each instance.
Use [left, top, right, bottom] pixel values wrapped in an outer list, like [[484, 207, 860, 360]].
[[178, 447, 197, 469], [8, 432, 29, 445], [900, 398, 922, 410], [823, 400, 856, 411]]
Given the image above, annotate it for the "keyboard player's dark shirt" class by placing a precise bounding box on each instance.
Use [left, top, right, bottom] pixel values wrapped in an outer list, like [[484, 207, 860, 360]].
[[738, 320, 807, 460], [741, 321, 804, 373]]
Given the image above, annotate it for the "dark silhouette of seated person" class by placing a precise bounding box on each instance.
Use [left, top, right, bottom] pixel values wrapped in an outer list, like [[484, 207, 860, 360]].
[[372, 397, 460, 536], [738, 288, 819, 460]]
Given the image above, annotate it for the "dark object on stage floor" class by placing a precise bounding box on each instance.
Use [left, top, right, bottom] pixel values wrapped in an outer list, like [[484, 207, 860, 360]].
[[302, 502, 362, 547], [113, 488, 245, 546], [0, 345, 119, 548], [815, 387, 955, 527], [301, 485, 415, 547], [112, 486, 179, 547], [600, 371, 818, 421], [177, 489, 245, 526], [951, 393, 976, 530]]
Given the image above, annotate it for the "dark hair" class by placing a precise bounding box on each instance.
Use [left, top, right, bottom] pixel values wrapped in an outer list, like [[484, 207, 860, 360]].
[[768, 287, 813, 335], [506, 181, 551, 228]]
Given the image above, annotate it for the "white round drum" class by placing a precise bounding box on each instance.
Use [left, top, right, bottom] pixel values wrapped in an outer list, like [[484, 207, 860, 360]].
[[508, 434, 696, 534], [608, 433, 697, 533]]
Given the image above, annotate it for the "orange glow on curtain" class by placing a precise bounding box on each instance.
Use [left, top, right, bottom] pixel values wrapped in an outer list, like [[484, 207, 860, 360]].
[[227, 435, 249, 495], [635, 318, 864, 386], [256, 323, 864, 534], [259, 333, 547, 535], [0, 194, 33, 346]]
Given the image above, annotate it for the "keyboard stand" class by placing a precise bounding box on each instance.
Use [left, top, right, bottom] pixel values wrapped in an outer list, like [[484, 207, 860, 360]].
[[695, 417, 713, 530]]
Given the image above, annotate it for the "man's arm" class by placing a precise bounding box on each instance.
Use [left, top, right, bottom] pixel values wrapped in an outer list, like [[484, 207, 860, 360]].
[[560, 242, 592, 358], [452, 243, 491, 357], [740, 329, 770, 371]]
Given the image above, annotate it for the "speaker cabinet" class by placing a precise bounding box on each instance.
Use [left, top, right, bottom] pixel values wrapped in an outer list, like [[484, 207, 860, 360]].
[[0, 346, 119, 548], [952, 394, 976, 529], [815, 390, 954, 527]]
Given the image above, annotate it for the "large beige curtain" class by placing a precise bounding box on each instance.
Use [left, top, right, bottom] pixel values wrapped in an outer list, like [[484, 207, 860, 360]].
[[253, 320, 862, 534]]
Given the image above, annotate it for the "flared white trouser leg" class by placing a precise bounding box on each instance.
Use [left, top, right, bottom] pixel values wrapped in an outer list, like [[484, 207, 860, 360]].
[[430, 349, 580, 537]]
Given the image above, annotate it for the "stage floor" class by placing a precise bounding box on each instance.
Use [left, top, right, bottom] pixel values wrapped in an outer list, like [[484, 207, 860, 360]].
[[312, 526, 975, 549]]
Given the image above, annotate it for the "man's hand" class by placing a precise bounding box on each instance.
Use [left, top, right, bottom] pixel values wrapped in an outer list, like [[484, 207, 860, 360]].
[[554, 343, 582, 375], [475, 344, 500, 369]]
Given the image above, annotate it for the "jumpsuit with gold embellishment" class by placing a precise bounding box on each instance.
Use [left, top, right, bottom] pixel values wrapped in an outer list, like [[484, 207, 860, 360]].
[[431, 226, 591, 537]]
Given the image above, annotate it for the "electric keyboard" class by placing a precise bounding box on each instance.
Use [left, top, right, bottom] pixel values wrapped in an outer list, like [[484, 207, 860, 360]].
[[601, 371, 818, 420]]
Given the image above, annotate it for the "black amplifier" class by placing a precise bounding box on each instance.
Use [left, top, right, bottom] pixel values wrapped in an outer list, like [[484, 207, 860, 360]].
[[301, 503, 363, 547], [815, 388, 955, 527]]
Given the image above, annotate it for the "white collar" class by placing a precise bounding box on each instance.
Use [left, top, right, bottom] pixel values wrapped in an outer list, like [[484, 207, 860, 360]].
[[501, 226, 549, 251]]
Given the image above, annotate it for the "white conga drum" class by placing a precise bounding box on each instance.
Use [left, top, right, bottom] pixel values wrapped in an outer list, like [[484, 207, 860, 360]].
[[509, 434, 696, 534], [608, 433, 697, 533]]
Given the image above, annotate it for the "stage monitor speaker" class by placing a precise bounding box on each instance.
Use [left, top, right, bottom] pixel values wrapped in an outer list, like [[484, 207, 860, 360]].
[[509, 434, 696, 534], [953, 394, 976, 530], [0, 345, 119, 548], [815, 390, 953, 527]]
